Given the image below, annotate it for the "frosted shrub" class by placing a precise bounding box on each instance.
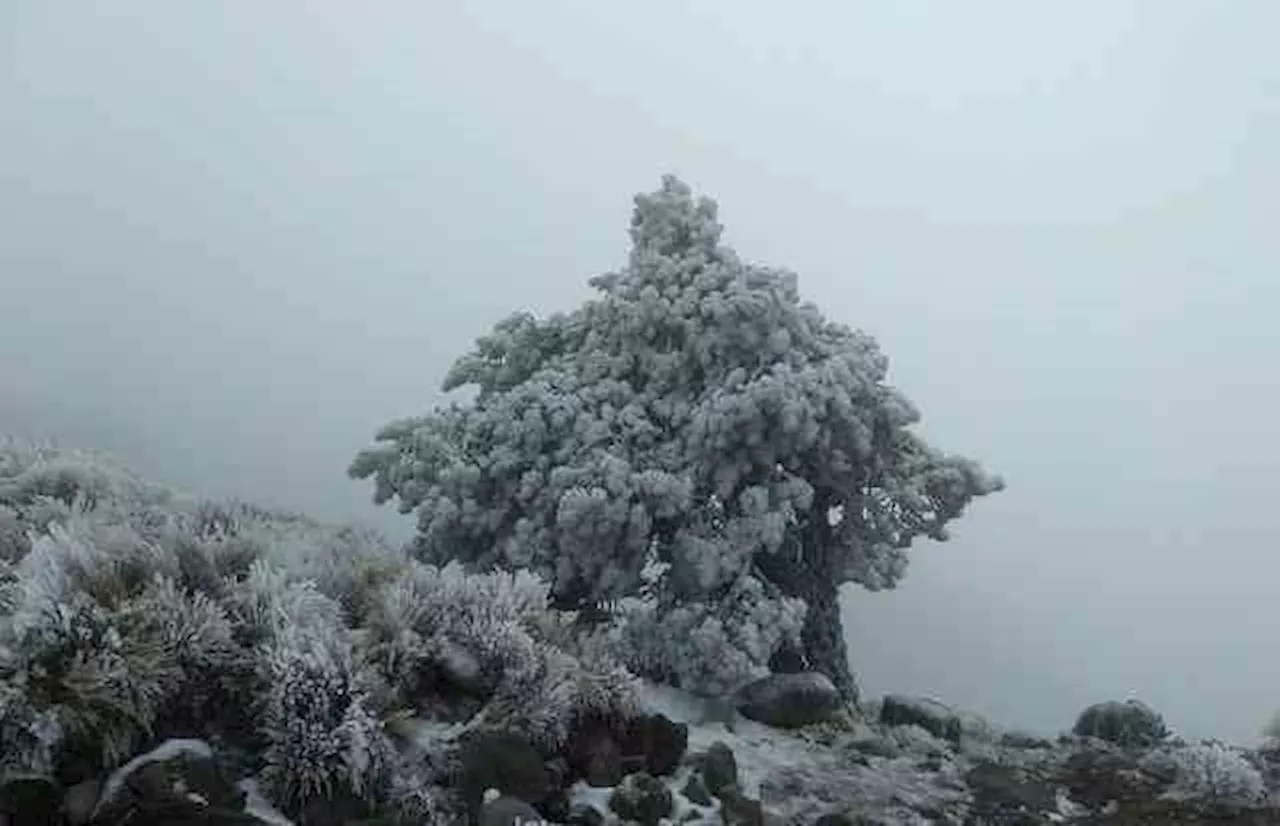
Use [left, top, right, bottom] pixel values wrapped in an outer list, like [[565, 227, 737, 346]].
[[2, 588, 179, 769], [0, 438, 173, 512], [0, 505, 28, 565], [225, 559, 346, 647], [1141, 741, 1268, 807], [115, 573, 255, 737], [0, 679, 63, 776], [361, 560, 554, 682], [481, 636, 640, 748], [35, 515, 181, 609], [0, 496, 221, 771], [0, 424, 647, 814], [258, 624, 395, 813], [385, 760, 464, 826], [602, 573, 805, 697], [360, 559, 638, 749], [236, 506, 403, 617], [171, 499, 406, 622]]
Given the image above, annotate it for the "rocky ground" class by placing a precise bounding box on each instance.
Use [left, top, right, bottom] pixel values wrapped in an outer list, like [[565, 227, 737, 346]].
[[8, 672, 1280, 826], [3, 441, 1276, 826]]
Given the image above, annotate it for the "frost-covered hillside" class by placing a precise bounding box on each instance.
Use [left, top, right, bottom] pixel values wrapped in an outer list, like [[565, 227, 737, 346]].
[[5, 436, 1280, 826]]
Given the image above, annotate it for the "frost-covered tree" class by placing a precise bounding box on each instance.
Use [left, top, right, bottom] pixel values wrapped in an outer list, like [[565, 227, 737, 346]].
[[350, 176, 1003, 701], [1141, 741, 1268, 808]]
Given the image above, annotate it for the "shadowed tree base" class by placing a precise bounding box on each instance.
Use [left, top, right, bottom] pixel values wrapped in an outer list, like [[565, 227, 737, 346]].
[[754, 522, 860, 707], [798, 574, 858, 706]]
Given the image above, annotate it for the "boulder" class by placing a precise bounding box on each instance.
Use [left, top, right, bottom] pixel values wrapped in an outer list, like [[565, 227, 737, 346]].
[[717, 786, 764, 826], [734, 672, 843, 728], [681, 774, 714, 807], [62, 779, 100, 826], [455, 729, 551, 816], [0, 773, 62, 826], [964, 760, 1059, 825], [86, 738, 253, 826], [879, 695, 963, 744], [698, 742, 738, 797], [581, 734, 624, 788], [479, 790, 544, 826], [1071, 699, 1169, 749], [813, 815, 894, 826], [621, 714, 688, 777]]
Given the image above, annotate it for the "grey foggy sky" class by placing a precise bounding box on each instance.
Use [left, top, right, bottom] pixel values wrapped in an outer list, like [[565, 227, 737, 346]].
[[2, 2, 1278, 743]]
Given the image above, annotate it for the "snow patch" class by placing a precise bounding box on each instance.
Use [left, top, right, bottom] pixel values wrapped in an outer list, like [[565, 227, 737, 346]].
[[238, 777, 295, 825]]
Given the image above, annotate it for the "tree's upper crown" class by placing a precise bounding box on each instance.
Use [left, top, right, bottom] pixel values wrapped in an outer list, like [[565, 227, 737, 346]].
[[352, 176, 1002, 606]]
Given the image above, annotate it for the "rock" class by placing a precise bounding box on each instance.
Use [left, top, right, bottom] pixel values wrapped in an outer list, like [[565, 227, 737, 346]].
[[916, 754, 945, 772], [1057, 743, 1158, 812], [456, 730, 551, 815], [878, 695, 962, 744], [479, 793, 544, 826], [814, 815, 892, 826], [1001, 731, 1054, 750], [954, 709, 998, 744], [698, 742, 738, 797], [964, 760, 1059, 825], [537, 789, 571, 824], [1071, 699, 1169, 749], [62, 779, 100, 826], [568, 714, 634, 788], [584, 736, 624, 787], [813, 816, 853, 826], [846, 735, 901, 760], [88, 738, 251, 826], [734, 672, 843, 729], [608, 772, 673, 826], [623, 714, 688, 777], [813, 816, 859, 826], [536, 758, 572, 822], [681, 774, 714, 807], [887, 723, 951, 757], [0, 773, 62, 826], [717, 787, 763, 826]]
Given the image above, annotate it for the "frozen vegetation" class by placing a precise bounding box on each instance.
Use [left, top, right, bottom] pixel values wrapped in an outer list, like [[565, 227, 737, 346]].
[[3, 178, 1279, 825]]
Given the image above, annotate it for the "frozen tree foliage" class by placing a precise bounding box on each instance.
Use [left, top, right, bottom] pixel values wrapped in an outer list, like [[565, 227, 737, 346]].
[[352, 175, 1003, 700], [1140, 741, 1268, 808]]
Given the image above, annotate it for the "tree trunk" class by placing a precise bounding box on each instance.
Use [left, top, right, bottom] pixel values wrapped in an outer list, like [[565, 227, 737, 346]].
[[798, 573, 858, 705], [754, 492, 860, 706]]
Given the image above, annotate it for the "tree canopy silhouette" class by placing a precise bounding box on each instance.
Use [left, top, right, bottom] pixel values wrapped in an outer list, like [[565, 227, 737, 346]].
[[351, 176, 1003, 701]]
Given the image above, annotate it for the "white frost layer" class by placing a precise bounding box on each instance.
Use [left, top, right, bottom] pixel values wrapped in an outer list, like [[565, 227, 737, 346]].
[[238, 777, 296, 825]]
